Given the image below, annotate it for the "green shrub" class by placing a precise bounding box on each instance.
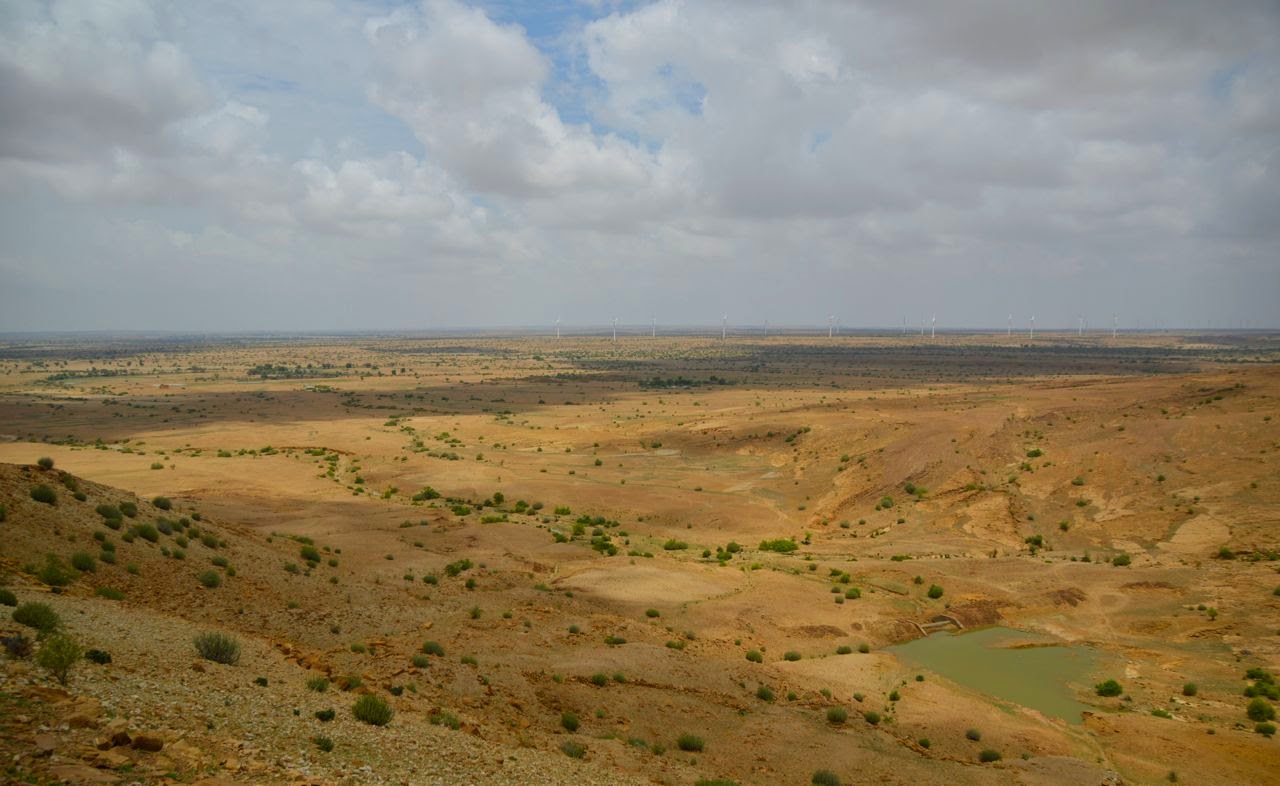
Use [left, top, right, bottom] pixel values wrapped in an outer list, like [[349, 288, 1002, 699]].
[[152, 496, 172, 510], [37, 457, 55, 470], [926, 584, 943, 599], [826, 707, 848, 724], [590, 673, 609, 687], [561, 711, 580, 732], [965, 728, 982, 741], [1111, 553, 1131, 567], [30, 484, 57, 505], [421, 640, 445, 657], [315, 709, 336, 722], [135, 524, 159, 543], [430, 712, 461, 730], [1246, 697, 1275, 722], [645, 608, 661, 618], [862, 711, 881, 725], [836, 645, 853, 655], [94, 587, 124, 601], [69, 552, 96, 573], [198, 571, 221, 588], [85, 648, 112, 664], [411, 654, 430, 668], [193, 632, 241, 665], [1095, 679, 1123, 697], [811, 771, 841, 786], [352, 694, 393, 726], [306, 676, 330, 692], [96, 504, 121, 521], [312, 735, 334, 752], [978, 749, 1002, 763], [756, 684, 774, 701], [663, 539, 688, 550], [13, 601, 60, 633], [783, 651, 801, 661], [0, 588, 16, 607], [560, 740, 586, 758], [676, 733, 705, 752], [118, 501, 138, 518], [759, 538, 798, 552], [1257, 722, 1277, 737], [745, 650, 763, 663], [1182, 683, 1197, 697], [36, 634, 82, 684]]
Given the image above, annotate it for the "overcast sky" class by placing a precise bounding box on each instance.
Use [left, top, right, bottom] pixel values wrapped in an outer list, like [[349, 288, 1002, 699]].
[[1, 0, 1277, 332]]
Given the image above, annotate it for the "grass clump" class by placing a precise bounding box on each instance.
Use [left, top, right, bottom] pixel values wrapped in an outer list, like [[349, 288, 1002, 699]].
[[306, 676, 330, 692], [352, 694, 393, 726], [561, 711, 580, 732], [421, 640, 445, 657], [13, 602, 60, 634], [193, 631, 241, 665], [826, 707, 848, 724], [978, 749, 1002, 763], [560, 740, 586, 758], [811, 771, 841, 786], [0, 589, 16, 607], [198, 570, 221, 588], [30, 484, 57, 505], [676, 733, 705, 752]]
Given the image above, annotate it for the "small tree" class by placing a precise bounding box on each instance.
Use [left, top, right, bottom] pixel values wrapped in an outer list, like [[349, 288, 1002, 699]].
[[36, 634, 82, 684], [927, 584, 944, 599], [1096, 679, 1123, 697], [1247, 697, 1276, 723]]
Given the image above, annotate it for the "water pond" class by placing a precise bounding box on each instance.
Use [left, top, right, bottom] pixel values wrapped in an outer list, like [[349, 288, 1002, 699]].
[[889, 626, 1098, 724]]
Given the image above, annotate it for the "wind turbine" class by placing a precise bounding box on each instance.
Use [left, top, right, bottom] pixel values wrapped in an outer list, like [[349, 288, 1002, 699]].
[[931, 314, 936, 339], [721, 314, 727, 340], [1029, 315, 1035, 340], [612, 317, 618, 342], [1112, 314, 1118, 340], [1007, 314, 1012, 337], [1078, 315, 1083, 337], [651, 315, 656, 338], [555, 317, 561, 340], [828, 315, 835, 338]]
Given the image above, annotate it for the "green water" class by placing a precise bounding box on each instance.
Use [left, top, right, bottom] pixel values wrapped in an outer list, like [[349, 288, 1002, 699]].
[[889, 626, 1097, 724]]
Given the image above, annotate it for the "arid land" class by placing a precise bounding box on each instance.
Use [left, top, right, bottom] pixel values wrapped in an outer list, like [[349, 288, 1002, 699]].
[[2, 331, 1279, 786]]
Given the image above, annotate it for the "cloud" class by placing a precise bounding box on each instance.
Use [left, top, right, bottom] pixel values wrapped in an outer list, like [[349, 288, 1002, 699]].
[[0, 0, 1277, 330]]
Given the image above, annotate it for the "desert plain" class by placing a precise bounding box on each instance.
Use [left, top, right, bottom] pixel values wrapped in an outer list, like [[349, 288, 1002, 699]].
[[1, 330, 1278, 786]]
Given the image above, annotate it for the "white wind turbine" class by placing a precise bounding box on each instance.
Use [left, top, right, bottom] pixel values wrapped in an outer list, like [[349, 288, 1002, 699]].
[[651, 315, 656, 338], [555, 317, 561, 340], [1007, 314, 1012, 337], [931, 314, 936, 339], [612, 317, 618, 342], [1029, 315, 1035, 340], [721, 314, 727, 340], [828, 315, 835, 338], [1112, 314, 1118, 340], [1078, 315, 1084, 337]]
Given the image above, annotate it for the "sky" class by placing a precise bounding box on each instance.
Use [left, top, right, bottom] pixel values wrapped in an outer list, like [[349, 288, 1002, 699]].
[[1, 0, 1278, 332]]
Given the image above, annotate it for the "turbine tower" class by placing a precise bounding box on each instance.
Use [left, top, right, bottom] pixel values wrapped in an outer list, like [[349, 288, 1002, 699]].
[[1007, 314, 1012, 337], [1029, 315, 1035, 340], [931, 314, 936, 339], [1078, 315, 1084, 337], [555, 317, 561, 340], [721, 314, 727, 340], [612, 317, 618, 343], [1112, 314, 1118, 340], [651, 315, 656, 338], [828, 315, 834, 338]]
